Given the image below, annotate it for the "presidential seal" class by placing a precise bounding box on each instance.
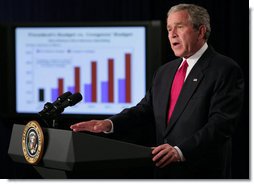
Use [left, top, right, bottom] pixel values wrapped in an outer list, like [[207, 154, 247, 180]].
[[22, 120, 44, 165]]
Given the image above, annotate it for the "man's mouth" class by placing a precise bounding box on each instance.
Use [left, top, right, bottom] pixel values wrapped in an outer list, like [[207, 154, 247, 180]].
[[172, 42, 180, 47]]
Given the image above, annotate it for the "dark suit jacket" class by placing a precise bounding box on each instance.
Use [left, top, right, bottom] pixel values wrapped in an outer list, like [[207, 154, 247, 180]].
[[110, 46, 244, 179]]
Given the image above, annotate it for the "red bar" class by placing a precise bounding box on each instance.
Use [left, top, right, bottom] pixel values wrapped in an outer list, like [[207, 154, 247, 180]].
[[91, 62, 97, 102], [108, 59, 114, 102], [75, 67, 80, 93], [58, 78, 64, 96], [125, 53, 131, 103]]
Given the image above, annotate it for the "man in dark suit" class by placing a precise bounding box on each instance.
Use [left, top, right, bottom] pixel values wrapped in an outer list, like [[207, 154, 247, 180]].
[[70, 4, 244, 178]]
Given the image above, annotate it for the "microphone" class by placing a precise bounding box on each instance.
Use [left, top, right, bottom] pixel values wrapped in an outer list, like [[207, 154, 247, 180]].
[[52, 91, 73, 107], [38, 91, 72, 117], [48, 92, 83, 117]]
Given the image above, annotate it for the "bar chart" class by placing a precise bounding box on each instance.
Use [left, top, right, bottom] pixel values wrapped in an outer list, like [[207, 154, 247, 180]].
[[39, 52, 133, 104]]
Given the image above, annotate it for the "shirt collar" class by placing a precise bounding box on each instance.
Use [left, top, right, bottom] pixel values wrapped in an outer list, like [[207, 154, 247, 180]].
[[182, 42, 208, 67]]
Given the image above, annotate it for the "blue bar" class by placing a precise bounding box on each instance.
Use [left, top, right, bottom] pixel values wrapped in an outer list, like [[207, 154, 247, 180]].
[[67, 86, 75, 94], [101, 81, 108, 103], [118, 79, 126, 103], [51, 88, 58, 102], [84, 84, 92, 102]]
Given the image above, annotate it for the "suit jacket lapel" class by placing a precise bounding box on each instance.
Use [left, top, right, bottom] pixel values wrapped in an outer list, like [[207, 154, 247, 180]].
[[164, 47, 213, 137], [164, 68, 204, 136]]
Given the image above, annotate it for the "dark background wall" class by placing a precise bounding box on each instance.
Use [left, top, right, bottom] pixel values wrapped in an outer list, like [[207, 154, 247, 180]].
[[0, 0, 249, 179]]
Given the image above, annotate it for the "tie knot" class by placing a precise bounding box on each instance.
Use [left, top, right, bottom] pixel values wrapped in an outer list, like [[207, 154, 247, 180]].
[[182, 60, 188, 68], [178, 60, 188, 71]]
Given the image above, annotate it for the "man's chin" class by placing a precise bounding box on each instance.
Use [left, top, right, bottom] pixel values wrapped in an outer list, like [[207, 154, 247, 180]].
[[173, 51, 184, 58]]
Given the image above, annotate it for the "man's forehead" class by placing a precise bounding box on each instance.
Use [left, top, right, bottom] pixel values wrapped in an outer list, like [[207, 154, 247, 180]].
[[167, 11, 190, 24], [167, 10, 189, 19]]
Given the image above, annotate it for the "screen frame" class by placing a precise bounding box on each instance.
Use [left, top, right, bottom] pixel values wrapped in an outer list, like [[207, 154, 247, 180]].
[[2, 21, 163, 121]]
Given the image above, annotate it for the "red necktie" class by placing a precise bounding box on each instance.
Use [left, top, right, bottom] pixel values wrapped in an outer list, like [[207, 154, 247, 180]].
[[167, 60, 188, 123]]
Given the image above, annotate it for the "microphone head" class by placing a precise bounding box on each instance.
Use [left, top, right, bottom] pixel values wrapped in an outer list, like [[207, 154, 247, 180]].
[[39, 92, 83, 120], [54, 91, 72, 105], [48, 92, 83, 116], [68, 92, 83, 106], [38, 91, 72, 118]]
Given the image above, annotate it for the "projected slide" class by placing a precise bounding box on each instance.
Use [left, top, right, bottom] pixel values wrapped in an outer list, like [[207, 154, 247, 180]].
[[16, 27, 146, 114]]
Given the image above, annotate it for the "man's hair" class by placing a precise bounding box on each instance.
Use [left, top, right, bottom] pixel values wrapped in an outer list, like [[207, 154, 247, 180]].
[[167, 4, 211, 41]]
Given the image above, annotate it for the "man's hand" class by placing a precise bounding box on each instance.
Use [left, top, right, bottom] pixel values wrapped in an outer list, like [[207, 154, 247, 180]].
[[152, 144, 181, 168], [70, 119, 112, 133]]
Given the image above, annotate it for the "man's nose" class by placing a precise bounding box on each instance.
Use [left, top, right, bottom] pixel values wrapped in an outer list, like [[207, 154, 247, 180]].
[[169, 29, 177, 39]]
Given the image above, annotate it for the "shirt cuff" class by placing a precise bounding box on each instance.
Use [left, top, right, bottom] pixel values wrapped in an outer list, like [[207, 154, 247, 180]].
[[103, 119, 114, 134], [174, 146, 185, 162]]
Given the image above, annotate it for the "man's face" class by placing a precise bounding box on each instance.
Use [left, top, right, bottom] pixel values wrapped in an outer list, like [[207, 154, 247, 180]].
[[167, 10, 204, 58]]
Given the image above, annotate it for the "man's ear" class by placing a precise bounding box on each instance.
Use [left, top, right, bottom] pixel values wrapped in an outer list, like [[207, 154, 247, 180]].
[[198, 25, 207, 40]]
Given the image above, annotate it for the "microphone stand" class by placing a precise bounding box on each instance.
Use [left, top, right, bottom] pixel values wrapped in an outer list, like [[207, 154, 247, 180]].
[[52, 119, 59, 128], [38, 112, 60, 129]]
